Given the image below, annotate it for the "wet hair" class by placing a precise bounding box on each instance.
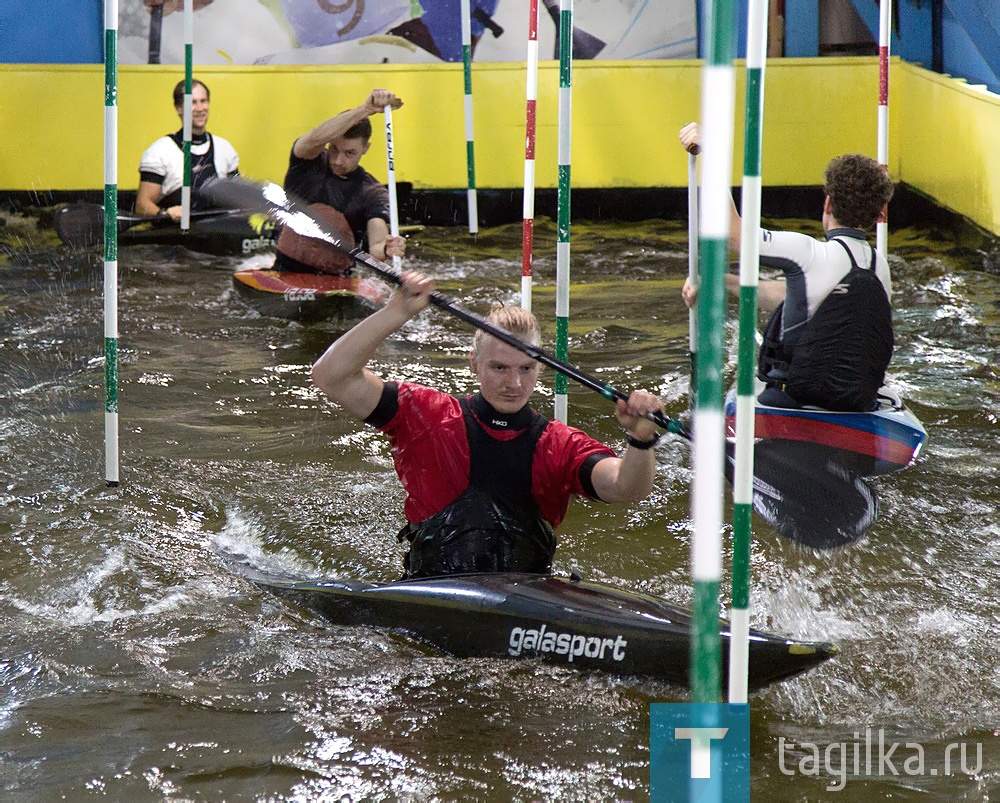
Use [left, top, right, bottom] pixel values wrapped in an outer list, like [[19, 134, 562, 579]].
[[343, 117, 372, 142], [823, 154, 894, 230], [173, 79, 209, 107], [472, 305, 541, 355]]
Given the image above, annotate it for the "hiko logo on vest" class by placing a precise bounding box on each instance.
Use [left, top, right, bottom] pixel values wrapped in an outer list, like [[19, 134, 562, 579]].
[[508, 624, 627, 663]]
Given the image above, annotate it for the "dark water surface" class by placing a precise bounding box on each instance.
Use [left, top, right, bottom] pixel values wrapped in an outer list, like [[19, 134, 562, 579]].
[[1, 215, 998, 801]]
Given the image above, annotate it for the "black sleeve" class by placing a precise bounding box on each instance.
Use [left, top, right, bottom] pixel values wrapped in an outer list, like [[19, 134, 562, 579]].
[[363, 381, 399, 429], [579, 453, 613, 501], [362, 177, 391, 224], [283, 145, 322, 198], [139, 171, 165, 185]]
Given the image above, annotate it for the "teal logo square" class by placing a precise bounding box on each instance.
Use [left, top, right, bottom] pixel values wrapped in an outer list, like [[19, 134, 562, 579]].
[[650, 703, 750, 802]]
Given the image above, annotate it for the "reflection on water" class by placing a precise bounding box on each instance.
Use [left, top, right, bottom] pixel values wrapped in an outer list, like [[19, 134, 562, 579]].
[[1, 217, 998, 799]]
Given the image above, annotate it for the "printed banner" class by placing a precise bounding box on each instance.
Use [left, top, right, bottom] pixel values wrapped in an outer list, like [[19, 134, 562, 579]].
[[116, 0, 697, 65]]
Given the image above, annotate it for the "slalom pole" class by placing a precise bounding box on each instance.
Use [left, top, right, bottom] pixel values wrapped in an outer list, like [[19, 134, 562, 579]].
[[728, 0, 769, 706], [876, 0, 891, 258], [103, 0, 120, 487], [690, 0, 737, 791], [180, 1, 194, 231], [687, 151, 699, 390], [520, 0, 540, 311], [553, 0, 573, 424], [384, 104, 402, 271], [460, 0, 479, 235]]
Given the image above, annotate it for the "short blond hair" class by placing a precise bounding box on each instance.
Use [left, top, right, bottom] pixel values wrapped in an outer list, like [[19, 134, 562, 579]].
[[472, 305, 541, 354]]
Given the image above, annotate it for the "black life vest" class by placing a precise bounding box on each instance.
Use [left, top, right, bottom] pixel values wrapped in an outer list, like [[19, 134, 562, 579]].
[[757, 238, 893, 412], [159, 132, 219, 211], [397, 397, 556, 579]]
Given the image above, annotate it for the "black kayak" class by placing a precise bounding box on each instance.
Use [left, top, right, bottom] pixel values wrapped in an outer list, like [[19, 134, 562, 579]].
[[54, 202, 278, 257], [251, 570, 836, 690]]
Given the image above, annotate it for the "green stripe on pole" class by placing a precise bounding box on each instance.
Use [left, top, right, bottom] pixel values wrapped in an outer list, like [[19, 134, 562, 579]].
[[694, 238, 727, 409], [466, 140, 476, 189], [691, 580, 721, 694], [742, 73, 764, 177], [462, 44, 473, 94]]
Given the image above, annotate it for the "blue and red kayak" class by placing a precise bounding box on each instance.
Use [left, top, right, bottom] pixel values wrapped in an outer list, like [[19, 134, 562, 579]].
[[726, 385, 927, 476]]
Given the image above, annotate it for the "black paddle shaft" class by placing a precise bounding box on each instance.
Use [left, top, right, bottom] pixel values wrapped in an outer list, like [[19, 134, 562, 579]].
[[203, 178, 683, 433], [203, 177, 878, 550], [148, 5, 163, 65]]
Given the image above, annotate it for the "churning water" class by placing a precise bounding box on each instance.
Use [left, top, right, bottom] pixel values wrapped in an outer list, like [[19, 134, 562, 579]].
[[1, 213, 998, 800]]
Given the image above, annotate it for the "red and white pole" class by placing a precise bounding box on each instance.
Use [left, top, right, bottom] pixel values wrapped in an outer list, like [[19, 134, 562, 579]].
[[876, 0, 891, 258], [521, 0, 539, 311]]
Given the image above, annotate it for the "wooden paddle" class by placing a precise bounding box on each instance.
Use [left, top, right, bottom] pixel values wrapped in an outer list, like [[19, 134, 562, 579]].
[[53, 202, 241, 249], [203, 177, 878, 550]]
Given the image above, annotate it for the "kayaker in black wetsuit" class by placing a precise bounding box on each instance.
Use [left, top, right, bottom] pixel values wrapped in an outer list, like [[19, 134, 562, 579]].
[[135, 78, 240, 221], [679, 122, 895, 412], [310, 271, 666, 579], [273, 88, 407, 275]]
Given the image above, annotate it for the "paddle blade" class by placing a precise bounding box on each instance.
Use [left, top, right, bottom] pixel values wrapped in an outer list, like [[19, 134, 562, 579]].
[[730, 439, 878, 549], [53, 203, 104, 248]]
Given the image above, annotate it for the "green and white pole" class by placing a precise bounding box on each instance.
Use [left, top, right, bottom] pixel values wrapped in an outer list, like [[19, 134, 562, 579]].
[[691, 0, 736, 721], [688, 0, 736, 793], [728, 0, 769, 706], [180, 1, 194, 231], [103, 0, 119, 487], [461, 0, 479, 235], [553, 0, 573, 424]]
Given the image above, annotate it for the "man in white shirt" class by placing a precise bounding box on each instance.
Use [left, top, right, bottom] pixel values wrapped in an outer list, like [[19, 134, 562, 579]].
[[135, 79, 239, 221]]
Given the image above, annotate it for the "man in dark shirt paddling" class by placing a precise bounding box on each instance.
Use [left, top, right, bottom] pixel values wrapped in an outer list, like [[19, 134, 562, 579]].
[[274, 88, 407, 274], [311, 271, 666, 578]]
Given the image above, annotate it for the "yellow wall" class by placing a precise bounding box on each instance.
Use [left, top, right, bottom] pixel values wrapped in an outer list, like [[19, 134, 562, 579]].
[[2, 58, 998, 235], [897, 63, 1000, 237]]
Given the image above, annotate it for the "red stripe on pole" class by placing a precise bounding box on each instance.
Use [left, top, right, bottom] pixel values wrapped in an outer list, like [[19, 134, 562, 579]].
[[525, 100, 536, 158], [522, 219, 534, 277], [879, 46, 889, 105]]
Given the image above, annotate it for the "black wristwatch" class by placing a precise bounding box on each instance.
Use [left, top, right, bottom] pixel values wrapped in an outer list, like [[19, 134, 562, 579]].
[[625, 432, 660, 450]]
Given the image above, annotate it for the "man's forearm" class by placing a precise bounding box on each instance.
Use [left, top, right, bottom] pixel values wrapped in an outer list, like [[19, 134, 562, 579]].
[[311, 302, 410, 395], [295, 106, 370, 158]]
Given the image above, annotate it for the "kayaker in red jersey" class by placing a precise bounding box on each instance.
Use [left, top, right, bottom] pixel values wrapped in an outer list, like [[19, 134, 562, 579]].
[[311, 271, 665, 578]]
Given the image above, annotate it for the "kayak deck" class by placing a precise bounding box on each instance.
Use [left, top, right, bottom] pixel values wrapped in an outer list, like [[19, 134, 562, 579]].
[[232, 269, 390, 323], [254, 571, 836, 691]]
